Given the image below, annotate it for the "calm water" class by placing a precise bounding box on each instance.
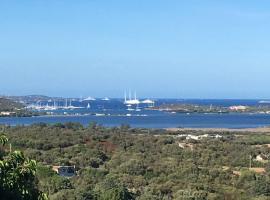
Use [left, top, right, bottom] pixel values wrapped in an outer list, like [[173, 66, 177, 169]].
[[1, 99, 270, 128]]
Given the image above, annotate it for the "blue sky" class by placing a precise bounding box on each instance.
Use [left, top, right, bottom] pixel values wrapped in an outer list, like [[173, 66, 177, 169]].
[[0, 0, 270, 98]]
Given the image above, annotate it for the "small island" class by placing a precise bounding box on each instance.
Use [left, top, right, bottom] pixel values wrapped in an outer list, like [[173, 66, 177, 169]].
[[149, 103, 270, 114]]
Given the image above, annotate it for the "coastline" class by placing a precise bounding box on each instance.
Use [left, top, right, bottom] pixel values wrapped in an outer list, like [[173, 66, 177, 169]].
[[166, 127, 270, 133]]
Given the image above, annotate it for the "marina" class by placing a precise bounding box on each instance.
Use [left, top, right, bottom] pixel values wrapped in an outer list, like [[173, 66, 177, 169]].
[[1, 98, 270, 128]]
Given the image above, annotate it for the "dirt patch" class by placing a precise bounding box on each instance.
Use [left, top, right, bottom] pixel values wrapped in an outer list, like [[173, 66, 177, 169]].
[[249, 168, 266, 174]]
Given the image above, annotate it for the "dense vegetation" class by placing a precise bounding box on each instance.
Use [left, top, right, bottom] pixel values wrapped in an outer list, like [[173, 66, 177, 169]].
[[1, 123, 270, 199]]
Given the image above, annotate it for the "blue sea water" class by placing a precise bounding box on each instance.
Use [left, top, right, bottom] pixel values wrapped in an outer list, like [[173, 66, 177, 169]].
[[0, 99, 270, 128]]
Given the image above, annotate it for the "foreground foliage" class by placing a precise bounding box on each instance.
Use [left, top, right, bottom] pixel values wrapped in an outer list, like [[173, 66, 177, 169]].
[[0, 134, 47, 200]]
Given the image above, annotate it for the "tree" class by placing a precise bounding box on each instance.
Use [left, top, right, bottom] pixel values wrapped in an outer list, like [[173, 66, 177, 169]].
[[88, 121, 98, 130], [253, 175, 270, 196], [94, 176, 134, 200], [0, 134, 47, 200]]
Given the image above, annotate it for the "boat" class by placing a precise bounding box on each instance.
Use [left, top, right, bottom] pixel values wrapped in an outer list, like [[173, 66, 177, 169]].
[[142, 99, 154, 104], [124, 91, 140, 105], [95, 113, 106, 116], [102, 97, 110, 101], [87, 103, 91, 109], [259, 100, 270, 104], [127, 104, 135, 111], [142, 99, 155, 107], [135, 104, 141, 111], [83, 97, 96, 101], [62, 99, 68, 109], [66, 99, 83, 109], [79, 96, 83, 102]]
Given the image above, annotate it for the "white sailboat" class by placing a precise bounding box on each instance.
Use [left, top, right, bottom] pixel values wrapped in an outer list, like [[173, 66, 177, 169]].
[[83, 96, 96, 101], [124, 91, 140, 105], [79, 96, 83, 102], [64, 99, 68, 109], [87, 103, 91, 109], [51, 100, 57, 110], [142, 99, 155, 107], [135, 104, 141, 112]]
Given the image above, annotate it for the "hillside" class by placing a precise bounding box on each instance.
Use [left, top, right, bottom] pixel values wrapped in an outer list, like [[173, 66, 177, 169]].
[[3, 123, 270, 200], [8, 95, 52, 102], [0, 98, 24, 112]]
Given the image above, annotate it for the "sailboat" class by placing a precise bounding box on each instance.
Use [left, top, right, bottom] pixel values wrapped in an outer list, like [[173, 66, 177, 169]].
[[79, 96, 83, 102], [124, 91, 140, 105], [64, 99, 68, 109], [87, 103, 91, 109], [135, 104, 141, 112], [51, 100, 57, 110]]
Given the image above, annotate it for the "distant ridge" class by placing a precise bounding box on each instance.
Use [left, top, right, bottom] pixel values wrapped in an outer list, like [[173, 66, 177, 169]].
[[6, 95, 63, 103]]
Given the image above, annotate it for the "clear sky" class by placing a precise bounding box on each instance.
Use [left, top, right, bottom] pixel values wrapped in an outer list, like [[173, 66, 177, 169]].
[[0, 0, 270, 98]]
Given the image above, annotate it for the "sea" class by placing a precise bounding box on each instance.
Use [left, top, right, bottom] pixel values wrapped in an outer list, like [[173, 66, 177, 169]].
[[1, 99, 270, 129]]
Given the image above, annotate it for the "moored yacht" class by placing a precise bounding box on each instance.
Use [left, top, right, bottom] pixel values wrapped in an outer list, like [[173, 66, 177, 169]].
[[83, 97, 96, 101], [124, 91, 140, 105], [142, 99, 155, 107]]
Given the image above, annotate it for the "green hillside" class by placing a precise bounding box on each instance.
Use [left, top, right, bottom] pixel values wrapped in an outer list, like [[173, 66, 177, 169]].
[[3, 123, 270, 200], [0, 98, 24, 112]]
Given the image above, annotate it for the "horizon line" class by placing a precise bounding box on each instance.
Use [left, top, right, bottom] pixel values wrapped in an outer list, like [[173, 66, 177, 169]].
[[1, 94, 270, 100]]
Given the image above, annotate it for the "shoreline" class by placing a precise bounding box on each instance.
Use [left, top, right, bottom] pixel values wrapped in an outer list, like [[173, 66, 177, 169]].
[[166, 127, 270, 133]]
